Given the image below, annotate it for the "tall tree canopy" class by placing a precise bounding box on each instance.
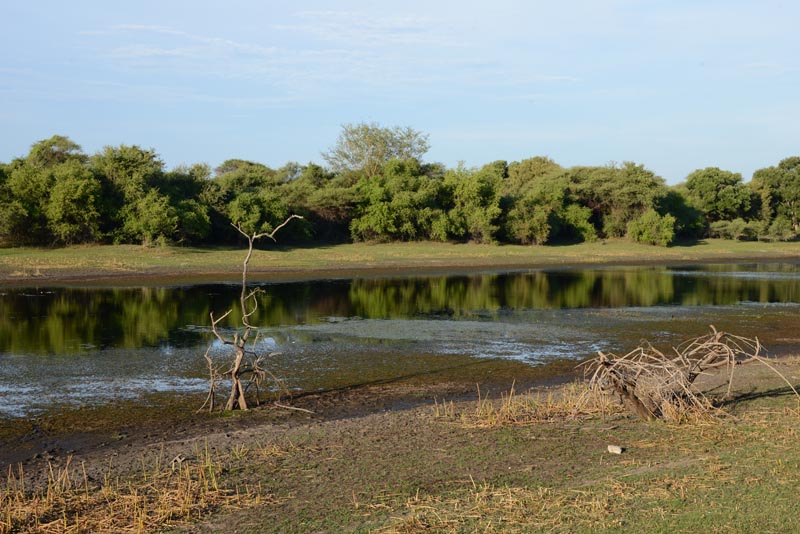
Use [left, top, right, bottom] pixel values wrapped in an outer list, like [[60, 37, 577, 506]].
[[2, 132, 797, 248], [26, 135, 86, 168], [323, 122, 430, 179], [751, 157, 800, 231], [683, 167, 751, 224]]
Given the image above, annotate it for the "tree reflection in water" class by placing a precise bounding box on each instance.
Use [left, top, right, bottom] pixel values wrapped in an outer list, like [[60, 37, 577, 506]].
[[1, 264, 800, 354]]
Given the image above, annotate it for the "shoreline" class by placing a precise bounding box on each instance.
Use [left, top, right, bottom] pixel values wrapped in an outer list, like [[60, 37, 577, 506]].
[[0, 361, 581, 482], [4, 357, 800, 532], [0, 355, 580, 461], [2, 239, 800, 286]]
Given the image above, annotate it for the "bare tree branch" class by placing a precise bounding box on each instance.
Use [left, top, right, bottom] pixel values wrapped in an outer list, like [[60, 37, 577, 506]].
[[581, 325, 799, 422], [202, 214, 303, 412]]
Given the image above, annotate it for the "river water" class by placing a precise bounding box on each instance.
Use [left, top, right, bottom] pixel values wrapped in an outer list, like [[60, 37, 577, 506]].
[[1, 263, 799, 418]]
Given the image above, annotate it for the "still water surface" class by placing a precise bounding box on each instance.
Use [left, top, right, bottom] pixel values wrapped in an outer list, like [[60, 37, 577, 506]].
[[1, 263, 799, 417]]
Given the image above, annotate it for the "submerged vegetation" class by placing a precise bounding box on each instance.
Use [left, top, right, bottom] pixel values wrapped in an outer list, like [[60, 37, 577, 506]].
[[1, 126, 798, 249]]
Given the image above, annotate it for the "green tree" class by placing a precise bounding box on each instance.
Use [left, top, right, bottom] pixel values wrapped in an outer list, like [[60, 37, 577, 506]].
[[2, 137, 91, 244], [7, 160, 54, 243], [657, 189, 705, 239], [226, 190, 288, 236], [214, 160, 279, 196], [567, 162, 667, 238], [156, 164, 214, 243], [444, 162, 504, 244], [45, 160, 102, 244], [323, 122, 430, 179], [157, 163, 210, 201], [175, 199, 211, 243], [501, 158, 567, 245], [91, 144, 164, 201], [121, 189, 179, 246], [709, 219, 749, 240], [559, 204, 598, 243], [350, 159, 445, 242], [506, 199, 552, 245], [27, 135, 86, 168], [683, 167, 751, 224], [504, 156, 563, 198], [91, 145, 166, 241], [282, 163, 344, 239], [0, 162, 28, 245], [627, 209, 676, 246], [500, 159, 577, 245], [767, 216, 795, 241], [751, 157, 800, 232]]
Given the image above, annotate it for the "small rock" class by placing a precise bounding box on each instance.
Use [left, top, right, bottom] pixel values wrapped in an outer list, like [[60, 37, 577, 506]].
[[607, 445, 625, 454]]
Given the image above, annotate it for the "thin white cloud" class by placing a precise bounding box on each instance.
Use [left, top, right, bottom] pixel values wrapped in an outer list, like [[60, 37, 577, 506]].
[[275, 10, 459, 48], [0, 66, 301, 109], [78, 79, 303, 108], [79, 14, 582, 104], [109, 44, 195, 59], [110, 24, 278, 56], [738, 62, 796, 76]]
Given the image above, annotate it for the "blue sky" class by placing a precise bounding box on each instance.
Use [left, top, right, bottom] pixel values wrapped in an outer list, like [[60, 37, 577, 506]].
[[1, 1, 797, 184]]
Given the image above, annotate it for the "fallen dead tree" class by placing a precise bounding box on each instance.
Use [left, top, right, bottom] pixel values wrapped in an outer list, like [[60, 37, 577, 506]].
[[581, 326, 799, 421]]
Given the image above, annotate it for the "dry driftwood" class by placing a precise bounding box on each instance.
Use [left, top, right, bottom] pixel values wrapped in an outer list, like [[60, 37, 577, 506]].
[[581, 325, 799, 421], [198, 215, 302, 413]]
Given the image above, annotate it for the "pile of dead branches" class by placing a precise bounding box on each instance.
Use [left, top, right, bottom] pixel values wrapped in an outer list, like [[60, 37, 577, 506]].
[[581, 326, 798, 421]]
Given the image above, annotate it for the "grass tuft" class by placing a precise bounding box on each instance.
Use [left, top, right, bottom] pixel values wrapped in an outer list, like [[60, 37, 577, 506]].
[[0, 442, 264, 534], [433, 381, 620, 428]]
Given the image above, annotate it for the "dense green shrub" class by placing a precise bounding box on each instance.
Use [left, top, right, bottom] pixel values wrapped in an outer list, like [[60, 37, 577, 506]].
[[768, 216, 796, 241], [626, 209, 676, 246]]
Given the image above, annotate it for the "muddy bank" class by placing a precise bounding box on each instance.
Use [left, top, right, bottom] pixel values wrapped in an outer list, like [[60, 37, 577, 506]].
[[4, 355, 800, 533], [0, 356, 580, 487]]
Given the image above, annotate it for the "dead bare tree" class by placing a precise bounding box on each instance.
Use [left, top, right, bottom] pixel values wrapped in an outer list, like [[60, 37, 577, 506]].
[[581, 325, 799, 421], [199, 215, 302, 412]]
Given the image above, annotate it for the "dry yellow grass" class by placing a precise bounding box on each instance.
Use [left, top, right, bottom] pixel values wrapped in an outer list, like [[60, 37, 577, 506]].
[[434, 381, 620, 428], [1, 442, 266, 534]]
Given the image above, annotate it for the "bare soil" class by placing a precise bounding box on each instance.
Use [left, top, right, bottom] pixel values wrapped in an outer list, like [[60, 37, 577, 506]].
[[0, 358, 577, 489], [3, 356, 799, 533]]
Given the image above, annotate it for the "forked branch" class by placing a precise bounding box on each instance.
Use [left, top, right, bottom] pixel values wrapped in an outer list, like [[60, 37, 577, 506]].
[[201, 214, 303, 412]]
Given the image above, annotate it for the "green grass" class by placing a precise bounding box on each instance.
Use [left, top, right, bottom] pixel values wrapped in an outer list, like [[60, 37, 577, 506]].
[[382, 374, 800, 534], [1, 239, 800, 283], [383, 412, 800, 533], [189, 364, 800, 533]]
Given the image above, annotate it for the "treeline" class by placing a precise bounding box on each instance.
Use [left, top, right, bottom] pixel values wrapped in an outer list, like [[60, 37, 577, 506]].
[[0, 126, 798, 247]]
